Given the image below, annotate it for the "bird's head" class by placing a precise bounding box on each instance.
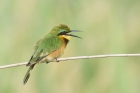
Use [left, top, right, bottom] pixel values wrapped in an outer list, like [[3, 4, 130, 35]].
[[50, 24, 82, 40]]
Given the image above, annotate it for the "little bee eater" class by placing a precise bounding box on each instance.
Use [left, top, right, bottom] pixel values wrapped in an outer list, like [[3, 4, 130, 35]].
[[23, 24, 81, 85]]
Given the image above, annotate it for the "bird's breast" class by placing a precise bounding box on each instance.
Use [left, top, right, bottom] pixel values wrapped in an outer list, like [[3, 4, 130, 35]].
[[42, 37, 68, 62]]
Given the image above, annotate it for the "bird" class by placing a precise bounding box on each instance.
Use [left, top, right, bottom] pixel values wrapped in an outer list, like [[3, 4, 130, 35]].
[[23, 24, 82, 85]]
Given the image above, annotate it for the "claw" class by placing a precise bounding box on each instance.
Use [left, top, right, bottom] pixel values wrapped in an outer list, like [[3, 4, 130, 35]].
[[45, 60, 49, 64], [46, 62, 49, 64], [55, 58, 59, 63]]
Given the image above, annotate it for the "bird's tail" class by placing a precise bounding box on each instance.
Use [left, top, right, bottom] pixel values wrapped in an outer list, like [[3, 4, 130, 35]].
[[23, 64, 35, 85]]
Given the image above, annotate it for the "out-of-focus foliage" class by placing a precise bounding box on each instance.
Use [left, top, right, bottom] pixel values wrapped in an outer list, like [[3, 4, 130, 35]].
[[0, 0, 140, 93]]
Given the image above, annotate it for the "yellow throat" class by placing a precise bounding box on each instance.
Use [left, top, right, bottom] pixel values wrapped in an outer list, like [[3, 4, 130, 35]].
[[60, 35, 71, 41]]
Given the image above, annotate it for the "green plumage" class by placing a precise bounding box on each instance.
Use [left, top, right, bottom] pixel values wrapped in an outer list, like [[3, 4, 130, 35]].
[[28, 35, 62, 65], [23, 35, 62, 84], [23, 24, 70, 85]]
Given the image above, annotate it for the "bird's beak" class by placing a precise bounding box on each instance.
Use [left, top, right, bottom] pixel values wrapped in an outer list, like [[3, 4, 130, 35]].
[[66, 30, 82, 39]]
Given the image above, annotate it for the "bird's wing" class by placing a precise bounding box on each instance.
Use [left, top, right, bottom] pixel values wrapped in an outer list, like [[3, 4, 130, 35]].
[[27, 36, 62, 66]]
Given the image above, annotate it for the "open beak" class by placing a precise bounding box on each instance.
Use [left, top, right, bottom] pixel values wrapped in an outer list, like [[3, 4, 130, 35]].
[[66, 30, 82, 39]]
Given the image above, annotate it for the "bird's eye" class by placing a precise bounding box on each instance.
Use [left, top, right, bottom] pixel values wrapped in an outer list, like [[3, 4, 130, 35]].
[[58, 30, 66, 36], [60, 30, 66, 33]]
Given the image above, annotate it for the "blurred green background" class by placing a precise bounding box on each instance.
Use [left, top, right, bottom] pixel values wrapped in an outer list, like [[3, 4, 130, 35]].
[[0, 0, 140, 93]]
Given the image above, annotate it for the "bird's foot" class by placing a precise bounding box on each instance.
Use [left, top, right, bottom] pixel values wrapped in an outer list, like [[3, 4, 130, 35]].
[[46, 61, 50, 64], [55, 58, 59, 63]]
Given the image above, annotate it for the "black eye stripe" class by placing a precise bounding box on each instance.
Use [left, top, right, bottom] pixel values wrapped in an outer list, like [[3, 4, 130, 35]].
[[58, 31, 67, 36]]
